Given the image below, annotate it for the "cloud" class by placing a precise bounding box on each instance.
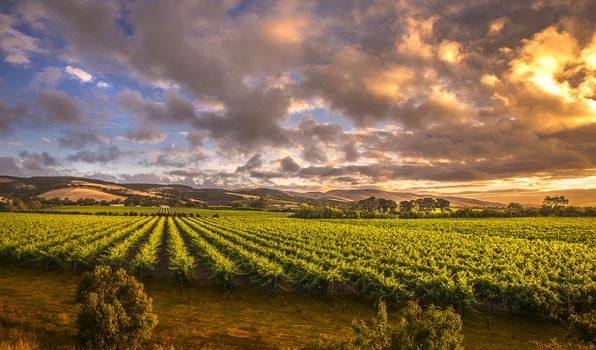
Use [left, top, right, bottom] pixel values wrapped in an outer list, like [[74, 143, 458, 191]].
[[0, 0, 594, 190], [438, 40, 463, 64], [0, 152, 61, 177], [96, 81, 110, 89], [498, 26, 596, 131], [195, 88, 291, 151], [67, 145, 126, 163], [65, 65, 93, 83], [488, 17, 507, 34], [35, 89, 86, 124], [0, 97, 28, 136], [0, 13, 46, 65], [279, 156, 301, 173], [29, 66, 63, 89], [0, 140, 23, 147], [57, 130, 109, 149], [236, 154, 263, 173], [119, 127, 167, 144], [140, 144, 206, 168]]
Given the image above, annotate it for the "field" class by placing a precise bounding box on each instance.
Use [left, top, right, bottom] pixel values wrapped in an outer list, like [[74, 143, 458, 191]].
[[37, 188, 127, 202], [0, 213, 593, 348], [43, 205, 291, 217]]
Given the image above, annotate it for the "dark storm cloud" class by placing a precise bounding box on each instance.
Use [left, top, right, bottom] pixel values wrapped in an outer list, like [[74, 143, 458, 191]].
[[195, 88, 291, 151], [236, 154, 263, 173], [279, 156, 301, 173]]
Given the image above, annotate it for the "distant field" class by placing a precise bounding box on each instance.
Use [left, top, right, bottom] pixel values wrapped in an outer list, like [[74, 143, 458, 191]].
[[0, 214, 592, 323], [37, 188, 127, 201], [43, 205, 291, 217]]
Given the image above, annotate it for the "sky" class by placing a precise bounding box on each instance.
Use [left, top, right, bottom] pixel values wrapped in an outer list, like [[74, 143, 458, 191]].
[[0, 0, 595, 202]]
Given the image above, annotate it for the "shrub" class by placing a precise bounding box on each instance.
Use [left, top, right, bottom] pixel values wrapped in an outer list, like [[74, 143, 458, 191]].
[[392, 301, 464, 350], [349, 299, 464, 350], [352, 299, 391, 349], [75, 266, 158, 349]]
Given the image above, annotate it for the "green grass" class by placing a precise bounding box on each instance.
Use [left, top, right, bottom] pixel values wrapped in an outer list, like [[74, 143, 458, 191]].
[[0, 266, 573, 349], [43, 205, 290, 217]]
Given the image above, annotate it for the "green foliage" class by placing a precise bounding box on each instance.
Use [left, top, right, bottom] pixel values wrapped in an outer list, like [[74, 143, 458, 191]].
[[543, 196, 570, 209], [568, 311, 595, 343], [351, 300, 463, 350], [292, 204, 392, 219], [0, 213, 593, 323], [352, 299, 391, 349], [392, 301, 464, 350], [166, 217, 196, 283], [75, 266, 158, 349]]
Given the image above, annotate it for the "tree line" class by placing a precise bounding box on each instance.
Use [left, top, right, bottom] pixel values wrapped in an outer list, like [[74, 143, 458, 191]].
[[293, 195, 596, 219]]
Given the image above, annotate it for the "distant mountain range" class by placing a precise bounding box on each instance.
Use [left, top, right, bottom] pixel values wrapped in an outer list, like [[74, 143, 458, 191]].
[[0, 175, 508, 208]]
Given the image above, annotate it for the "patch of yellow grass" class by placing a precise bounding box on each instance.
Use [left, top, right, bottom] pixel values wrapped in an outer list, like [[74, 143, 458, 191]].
[[71, 181, 125, 191], [37, 188, 126, 201], [71, 181, 163, 198]]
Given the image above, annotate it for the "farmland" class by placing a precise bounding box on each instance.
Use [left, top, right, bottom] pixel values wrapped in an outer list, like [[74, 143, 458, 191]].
[[42, 205, 291, 217], [0, 213, 593, 324]]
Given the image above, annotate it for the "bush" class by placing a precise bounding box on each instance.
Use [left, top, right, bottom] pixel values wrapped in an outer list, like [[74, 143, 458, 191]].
[[349, 299, 463, 350], [392, 301, 464, 349], [75, 266, 158, 349]]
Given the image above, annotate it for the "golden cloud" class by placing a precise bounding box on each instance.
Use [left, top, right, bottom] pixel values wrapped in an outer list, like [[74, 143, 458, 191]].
[[497, 27, 596, 130]]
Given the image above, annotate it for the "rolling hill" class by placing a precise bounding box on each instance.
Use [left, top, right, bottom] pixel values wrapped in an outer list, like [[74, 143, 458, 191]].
[[0, 175, 559, 208]]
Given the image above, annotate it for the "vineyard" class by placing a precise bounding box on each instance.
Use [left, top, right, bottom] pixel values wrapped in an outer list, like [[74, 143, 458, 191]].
[[42, 205, 290, 217], [0, 213, 593, 321]]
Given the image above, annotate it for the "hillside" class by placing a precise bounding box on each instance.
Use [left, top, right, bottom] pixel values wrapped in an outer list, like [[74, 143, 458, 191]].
[[38, 188, 126, 202], [0, 175, 581, 208]]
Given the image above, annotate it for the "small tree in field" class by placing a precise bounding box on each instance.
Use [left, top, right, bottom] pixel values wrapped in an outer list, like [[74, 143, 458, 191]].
[[75, 266, 158, 349], [393, 301, 464, 350], [350, 299, 463, 350]]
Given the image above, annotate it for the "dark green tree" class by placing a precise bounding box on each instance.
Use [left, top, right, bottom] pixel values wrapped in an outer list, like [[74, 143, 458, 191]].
[[415, 198, 437, 213], [399, 200, 414, 212], [542, 196, 569, 208], [436, 198, 450, 212], [75, 266, 158, 349]]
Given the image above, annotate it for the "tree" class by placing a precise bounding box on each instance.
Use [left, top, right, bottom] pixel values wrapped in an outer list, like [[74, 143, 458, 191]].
[[350, 300, 464, 350], [75, 266, 158, 349], [27, 200, 43, 210], [399, 200, 414, 212], [352, 299, 391, 350], [392, 301, 464, 350], [15, 199, 28, 211], [507, 202, 523, 211], [543, 196, 569, 208], [415, 198, 437, 213], [436, 198, 450, 212]]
